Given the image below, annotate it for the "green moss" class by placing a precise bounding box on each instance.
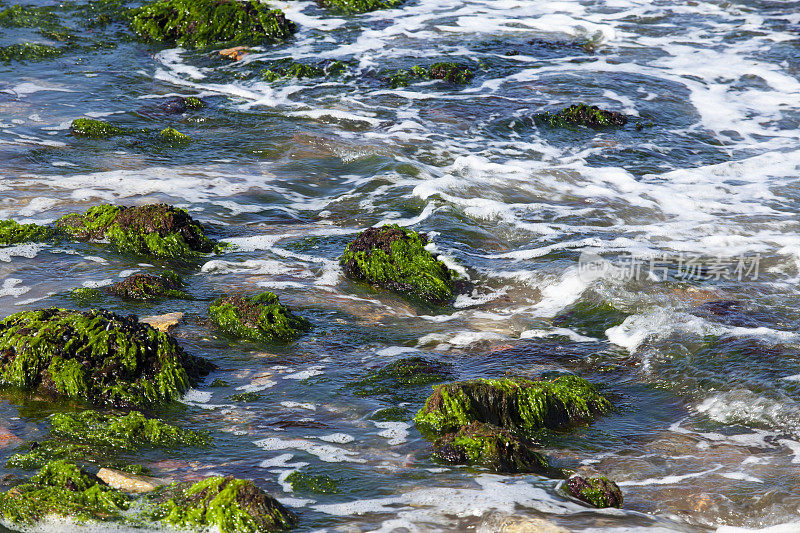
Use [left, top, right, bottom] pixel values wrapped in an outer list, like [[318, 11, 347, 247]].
[[229, 392, 264, 402], [318, 0, 402, 15], [371, 406, 409, 421], [149, 476, 296, 532], [552, 300, 629, 338], [67, 287, 104, 306], [350, 357, 451, 402], [49, 410, 211, 450], [340, 225, 458, 304], [285, 471, 339, 494], [0, 4, 60, 29], [0, 42, 64, 63], [0, 460, 130, 525], [566, 475, 623, 508], [184, 96, 205, 109], [158, 127, 191, 144], [388, 65, 429, 88], [56, 203, 216, 260], [107, 271, 190, 300], [0, 219, 54, 246], [413, 375, 611, 434], [130, 0, 297, 48], [70, 118, 127, 138], [535, 103, 628, 129], [209, 291, 311, 343], [261, 59, 347, 82], [6, 441, 92, 470], [0, 307, 212, 407], [388, 63, 471, 88]]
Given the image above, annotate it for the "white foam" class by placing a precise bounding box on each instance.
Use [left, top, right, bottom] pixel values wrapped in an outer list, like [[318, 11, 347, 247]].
[[374, 422, 411, 445], [254, 436, 364, 463]]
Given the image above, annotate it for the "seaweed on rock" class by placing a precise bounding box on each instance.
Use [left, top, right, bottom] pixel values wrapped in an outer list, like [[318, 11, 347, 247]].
[[388, 62, 473, 88], [565, 474, 623, 508], [534, 103, 628, 129], [209, 291, 311, 343], [261, 59, 347, 82], [107, 271, 190, 300], [317, 0, 402, 14], [0, 220, 54, 246], [70, 118, 128, 138]]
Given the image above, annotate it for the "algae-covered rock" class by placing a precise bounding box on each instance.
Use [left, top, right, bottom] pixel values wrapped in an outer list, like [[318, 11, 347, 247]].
[[0, 460, 130, 525], [349, 356, 451, 403], [229, 391, 264, 402], [318, 0, 402, 14], [57, 203, 217, 260], [159, 126, 191, 143], [261, 59, 347, 82], [149, 476, 297, 532], [340, 225, 459, 304], [6, 441, 93, 470], [389, 62, 472, 88], [107, 272, 189, 300], [0, 42, 64, 63], [413, 375, 611, 434], [0, 220, 54, 246], [535, 103, 628, 129], [433, 421, 558, 475], [67, 287, 104, 306], [552, 300, 629, 338], [70, 118, 128, 138], [565, 474, 623, 508], [130, 0, 297, 48], [285, 471, 339, 494], [209, 291, 311, 343], [49, 410, 211, 450], [0, 307, 212, 407]]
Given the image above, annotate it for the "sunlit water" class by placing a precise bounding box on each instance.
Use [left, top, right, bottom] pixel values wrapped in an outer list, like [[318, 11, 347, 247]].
[[2, 0, 800, 531]]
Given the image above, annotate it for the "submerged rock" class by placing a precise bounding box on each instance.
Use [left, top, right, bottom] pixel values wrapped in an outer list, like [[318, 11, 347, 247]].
[[70, 118, 128, 138], [534, 103, 628, 129], [340, 224, 459, 304], [130, 0, 297, 48], [158, 126, 192, 144], [349, 356, 451, 403], [57, 203, 217, 259], [107, 272, 189, 300], [433, 421, 558, 475], [552, 299, 629, 338], [413, 375, 611, 434], [285, 471, 339, 494], [149, 476, 297, 532], [261, 59, 347, 82], [0, 308, 212, 407], [318, 0, 402, 14], [0, 220, 54, 246], [389, 62, 473, 88], [0, 43, 64, 63], [209, 291, 311, 343], [565, 474, 623, 508]]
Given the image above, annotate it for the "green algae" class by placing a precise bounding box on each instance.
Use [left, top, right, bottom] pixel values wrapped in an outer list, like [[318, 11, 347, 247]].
[[184, 96, 205, 109], [229, 392, 264, 402], [67, 287, 104, 306], [349, 356, 451, 402], [209, 378, 230, 387], [130, 0, 297, 48], [56, 203, 216, 260], [0, 220, 55, 246], [0, 42, 64, 63], [0, 4, 60, 29], [0, 307, 212, 407], [261, 59, 347, 82], [535, 103, 628, 129], [149, 476, 296, 532], [389, 63, 472, 88], [107, 271, 190, 300], [413, 375, 611, 434], [49, 410, 211, 450], [285, 471, 339, 494], [552, 300, 629, 338], [6, 441, 92, 470], [340, 225, 458, 304], [159, 126, 191, 144], [209, 291, 311, 343], [371, 406, 409, 422], [318, 0, 402, 15], [566, 475, 623, 508], [70, 118, 128, 138]]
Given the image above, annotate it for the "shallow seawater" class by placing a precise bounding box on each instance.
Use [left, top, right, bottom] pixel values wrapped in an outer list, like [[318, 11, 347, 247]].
[[1, 0, 800, 531]]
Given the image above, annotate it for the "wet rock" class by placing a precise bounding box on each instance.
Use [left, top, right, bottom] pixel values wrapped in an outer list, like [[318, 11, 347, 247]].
[[0, 219, 55, 246], [70, 117, 128, 138], [285, 471, 339, 494], [159, 127, 191, 144], [552, 299, 629, 338], [229, 392, 264, 402], [388, 62, 473, 88], [108, 272, 189, 300], [219, 46, 249, 60], [56, 203, 218, 260], [0, 426, 22, 449], [565, 474, 623, 508], [534, 103, 628, 129], [262, 59, 347, 82], [97, 468, 168, 494], [414, 375, 611, 434], [433, 421, 559, 475], [130, 0, 297, 48], [340, 224, 461, 304], [0, 43, 64, 63], [0, 307, 213, 407], [349, 356, 452, 404], [157, 95, 205, 114], [318, 0, 402, 14], [209, 291, 311, 343], [479, 514, 571, 533], [140, 311, 184, 332]]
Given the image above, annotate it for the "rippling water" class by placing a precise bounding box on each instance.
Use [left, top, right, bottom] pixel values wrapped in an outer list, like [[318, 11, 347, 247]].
[[2, 0, 800, 531]]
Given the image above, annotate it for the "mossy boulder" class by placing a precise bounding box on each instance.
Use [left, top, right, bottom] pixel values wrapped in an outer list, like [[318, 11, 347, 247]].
[[285, 471, 339, 494], [0, 220, 54, 246], [149, 476, 297, 532], [389, 62, 473, 88], [107, 271, 189, 300], [318, 0, 402, 14], [535, 103, 628, 129], [0, 308, 213, 407], [565, 475, 623, 508], [130, 0, 297, 48], [433, 421, 559, 475], [56, 203, 216, 260], [70, 118, 128, 138], [340, 225, 459, 304], [413, 375, 611, 434], [158, 127, 191, 144], [209, 291, 310, 343]]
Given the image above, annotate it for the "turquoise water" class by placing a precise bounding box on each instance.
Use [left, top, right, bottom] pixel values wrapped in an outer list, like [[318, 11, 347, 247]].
[[2, 0, 800, 531]]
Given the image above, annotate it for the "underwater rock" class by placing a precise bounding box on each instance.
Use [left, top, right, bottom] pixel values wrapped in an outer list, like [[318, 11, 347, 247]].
[[340, 224, 459, 304], [56, 203, 217, 259], [432, 421, 558, 475], [478, 514, 571, 533], [0, 220, 54, 246], [97, 467, 168, 494], [349, 356, 451, 404], [261, 59, 346, 82], [157, 96, 205, 114], [130, 0, 296, 48], [565, 474, 623, 508], [70, 118, 128, 138], [388, 62, 473, 88], [159, 127, 191, 144], [149, 476, 297, 532], [209, 291, 311, 343], [140, 312, 185, 332], [0, 43, 64, 63], [552, 299, 629, 338], [414, 375, 611, 434], [534, 103, 628, 129], [285, 471, 339, 494], [0, 307, 213, 407], [317, 0, 402, 14], [107, 272, 189, 300]]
